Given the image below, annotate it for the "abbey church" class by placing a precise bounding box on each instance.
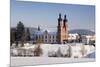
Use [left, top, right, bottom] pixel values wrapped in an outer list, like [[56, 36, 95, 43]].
[[33, 13, 69, 44], [57, 13, 68, 44], [11, 13, 95, 45]]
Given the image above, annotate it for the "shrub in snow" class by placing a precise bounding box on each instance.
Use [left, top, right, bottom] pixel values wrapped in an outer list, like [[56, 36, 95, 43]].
[[48, 45, 72, 57], [28, 48, 34, 57], [80, 45, 85, 56], [56, 47, 62, 57], [67, 45, 72, 57], [33, 45, 43, 56], [11, 49, 18, 56], [11, 43, 16, 49], [48, 48, 61, 57], [59, 46, 69, 57]]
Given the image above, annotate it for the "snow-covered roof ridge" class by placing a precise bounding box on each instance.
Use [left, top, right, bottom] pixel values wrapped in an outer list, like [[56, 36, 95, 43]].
[[34, 28, 57, 35]]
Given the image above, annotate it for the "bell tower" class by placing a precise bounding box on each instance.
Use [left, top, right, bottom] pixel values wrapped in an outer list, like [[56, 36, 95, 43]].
[[63, 14, 68, 42], [57, 13, 68, 44]]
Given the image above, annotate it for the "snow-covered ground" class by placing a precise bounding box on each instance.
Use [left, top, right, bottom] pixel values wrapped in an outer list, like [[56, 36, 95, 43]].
[[10, 43, 95, 66], [10, 57, 95, 66], [11, 43, 95, 58]]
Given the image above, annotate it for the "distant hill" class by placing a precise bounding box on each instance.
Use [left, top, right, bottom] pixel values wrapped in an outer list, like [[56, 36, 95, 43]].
[[69, 29, 95, 35], [11, 27, 95, 35]]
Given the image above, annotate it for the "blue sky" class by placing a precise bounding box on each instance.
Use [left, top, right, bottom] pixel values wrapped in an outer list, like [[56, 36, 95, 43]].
[[11, 0, 95, 32]]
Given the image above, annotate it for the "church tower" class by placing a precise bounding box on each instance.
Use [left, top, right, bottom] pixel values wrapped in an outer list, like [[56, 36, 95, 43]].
[[57, 13, 68, 44]]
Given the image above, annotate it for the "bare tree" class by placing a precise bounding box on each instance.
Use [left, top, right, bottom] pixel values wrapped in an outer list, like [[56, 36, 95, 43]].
[[34, 45, 43, 56]]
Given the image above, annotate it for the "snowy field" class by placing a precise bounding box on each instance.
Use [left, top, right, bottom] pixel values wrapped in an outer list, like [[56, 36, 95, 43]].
[[10, 57, 95, 66], [10, 43, 95, 66], [11, 43, 95, 57]]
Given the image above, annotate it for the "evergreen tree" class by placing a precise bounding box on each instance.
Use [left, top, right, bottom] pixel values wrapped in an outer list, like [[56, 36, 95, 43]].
[[10, 28, 16, 46], [16, 21, 25, 47], [16, 21, 25, 41], [10, 30, 15, 46], [26, 28, 31, 41]]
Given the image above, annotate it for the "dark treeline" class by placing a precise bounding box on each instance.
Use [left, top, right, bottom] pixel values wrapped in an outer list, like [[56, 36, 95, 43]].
[[10, 21, 31, 47]]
